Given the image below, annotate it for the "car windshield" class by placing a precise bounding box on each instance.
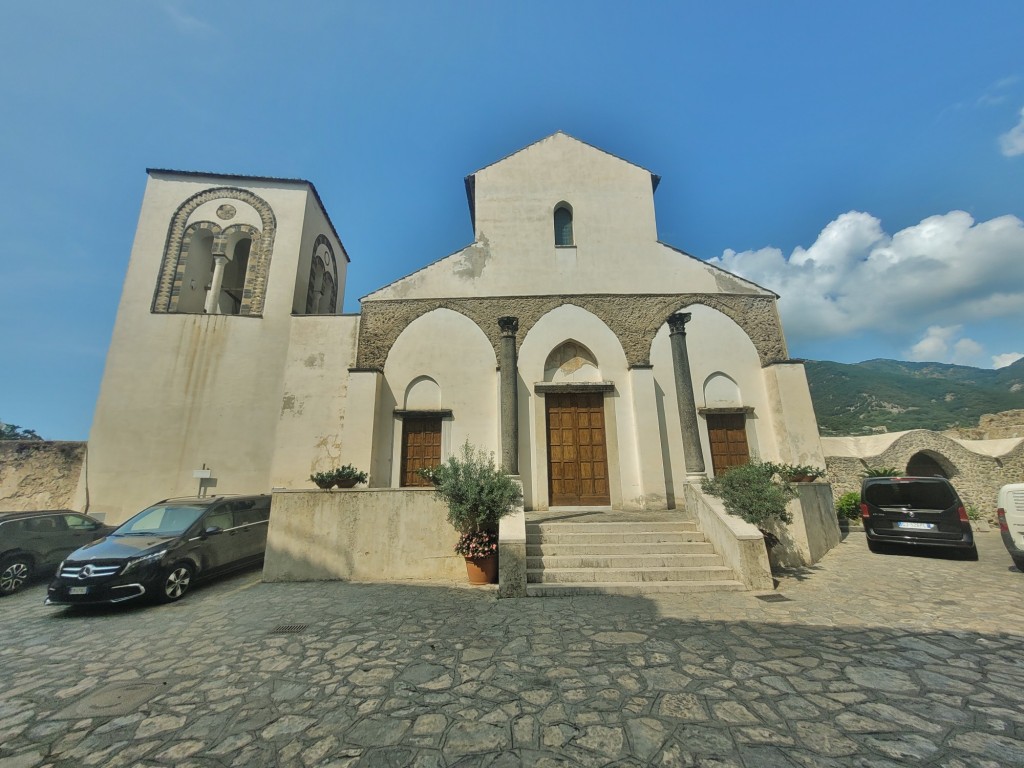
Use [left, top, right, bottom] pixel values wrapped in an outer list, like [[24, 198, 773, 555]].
[[115, 504, 208, 536], [864, 480, 956, 510]]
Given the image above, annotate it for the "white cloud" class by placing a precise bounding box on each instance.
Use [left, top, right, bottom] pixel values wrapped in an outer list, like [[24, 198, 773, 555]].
[[907, 325, 960, 362], [952, 337, 985, 366], [993, 352, 1024, 368], [977, 75, 1021, 107], [160, 2, 214, 36], [1000, 107, 1024, 157], [709, 210, 1024, 365]]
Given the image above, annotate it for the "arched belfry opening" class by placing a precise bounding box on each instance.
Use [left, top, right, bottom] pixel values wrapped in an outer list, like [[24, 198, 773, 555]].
[[174, 224, 217, 313], [152, 187, 276, 316], [302, 235, 339, 315]]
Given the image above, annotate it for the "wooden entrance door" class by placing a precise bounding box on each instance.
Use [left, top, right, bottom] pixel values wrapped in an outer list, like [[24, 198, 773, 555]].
[[400, 417, 442, 487], [707, 413, 749, 477], [546, 392, 611, 506]]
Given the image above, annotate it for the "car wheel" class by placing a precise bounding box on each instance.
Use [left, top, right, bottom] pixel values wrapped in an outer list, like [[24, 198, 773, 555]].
[[0, 556, 33, 596], [158, 563, 194, 603]]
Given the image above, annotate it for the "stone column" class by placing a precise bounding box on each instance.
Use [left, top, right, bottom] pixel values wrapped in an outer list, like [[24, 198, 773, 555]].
[[498, 316, 519, 474], [205, 255, 228, 314], [668, 313, 706, 479]]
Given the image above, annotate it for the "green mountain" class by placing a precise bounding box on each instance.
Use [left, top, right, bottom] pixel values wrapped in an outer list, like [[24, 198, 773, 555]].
[[804, 357, 1024, 436]]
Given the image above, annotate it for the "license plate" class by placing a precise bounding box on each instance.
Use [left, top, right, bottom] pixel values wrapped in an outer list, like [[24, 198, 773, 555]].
[[897, 522, 934, 530], [68, 586, 89, 595]]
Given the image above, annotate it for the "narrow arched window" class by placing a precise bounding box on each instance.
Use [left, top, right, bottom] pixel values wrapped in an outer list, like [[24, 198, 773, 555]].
[[554, 204, 573, 246]]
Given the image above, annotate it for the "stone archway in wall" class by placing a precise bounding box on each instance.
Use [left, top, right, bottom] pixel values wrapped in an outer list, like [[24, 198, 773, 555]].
[[906, 450, 955, 479]]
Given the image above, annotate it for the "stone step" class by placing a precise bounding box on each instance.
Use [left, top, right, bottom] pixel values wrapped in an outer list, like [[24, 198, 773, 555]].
[[526, 542, 716, 557], [526, 579, 747, 597], [527, 565, 738, 584], [526, 553, 723, 569], [525, 521, 697, 534], [525, 531, 706, 545]]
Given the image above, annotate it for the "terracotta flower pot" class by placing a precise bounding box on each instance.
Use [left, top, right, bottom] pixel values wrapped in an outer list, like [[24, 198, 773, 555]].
[[464, 555, 498, 585]]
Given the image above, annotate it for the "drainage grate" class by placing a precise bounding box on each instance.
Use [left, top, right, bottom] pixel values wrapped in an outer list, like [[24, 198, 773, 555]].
[[270, 623, 309, 634], [755, 594, 791, 603]]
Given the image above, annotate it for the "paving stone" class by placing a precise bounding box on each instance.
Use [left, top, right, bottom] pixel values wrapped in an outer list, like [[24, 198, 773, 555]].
[[0, 532, 1022, 766]]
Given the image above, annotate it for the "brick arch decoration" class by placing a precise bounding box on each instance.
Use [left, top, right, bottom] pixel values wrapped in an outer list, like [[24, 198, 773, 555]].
[[305, 234, 338, 314], [152, 187, 277, 315], [823, 430, 1024, 513], [355, 293, 786, 371], [382, 305, 497, 371]]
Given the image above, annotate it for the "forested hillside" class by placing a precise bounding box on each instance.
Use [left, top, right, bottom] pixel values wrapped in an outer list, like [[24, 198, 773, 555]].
[[804, 357, 1024, 435]]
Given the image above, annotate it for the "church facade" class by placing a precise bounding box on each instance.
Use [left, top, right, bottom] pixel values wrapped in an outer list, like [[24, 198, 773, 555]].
[[86, 133, 825, 523]]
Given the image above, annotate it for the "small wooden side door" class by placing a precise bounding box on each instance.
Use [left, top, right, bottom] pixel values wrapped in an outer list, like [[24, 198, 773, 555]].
[[401, 417, 442, 487], [706, 413, 750, 477], [546, 392, 610, 506]]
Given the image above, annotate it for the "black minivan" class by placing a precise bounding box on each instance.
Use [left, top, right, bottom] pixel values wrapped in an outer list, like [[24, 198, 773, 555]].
[[860, 476, 977, 559], [46, 495, 270, 606]]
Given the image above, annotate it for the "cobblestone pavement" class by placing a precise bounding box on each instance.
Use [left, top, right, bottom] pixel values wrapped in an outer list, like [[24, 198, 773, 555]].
[[2, 529, 1023, 767]]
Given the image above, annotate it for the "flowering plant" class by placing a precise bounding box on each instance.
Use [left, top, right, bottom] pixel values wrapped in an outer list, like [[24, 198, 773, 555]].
[[454, 530, 498, 559]]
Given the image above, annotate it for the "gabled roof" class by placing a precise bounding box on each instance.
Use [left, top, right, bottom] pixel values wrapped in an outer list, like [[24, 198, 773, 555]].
[[467, 131, 660, 180], [146, 168, 349, 262], [463, 132, 661, 228]]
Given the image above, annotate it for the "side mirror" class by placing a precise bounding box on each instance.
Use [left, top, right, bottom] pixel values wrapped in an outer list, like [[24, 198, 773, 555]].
[[204, 526, 223, 536]]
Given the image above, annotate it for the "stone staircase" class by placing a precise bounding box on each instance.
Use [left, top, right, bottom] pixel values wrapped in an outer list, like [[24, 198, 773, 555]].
[[525, 517, 746, 597]]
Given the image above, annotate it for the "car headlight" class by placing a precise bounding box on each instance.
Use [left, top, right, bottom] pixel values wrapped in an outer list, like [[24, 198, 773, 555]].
[[121, 550, 168, 575]]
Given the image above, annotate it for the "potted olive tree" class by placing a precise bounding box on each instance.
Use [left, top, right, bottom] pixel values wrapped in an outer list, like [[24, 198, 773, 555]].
[[420, 441, 521, 585]]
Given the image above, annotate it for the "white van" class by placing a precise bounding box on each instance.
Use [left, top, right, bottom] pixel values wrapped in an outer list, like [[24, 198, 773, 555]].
[[996, 483, 1024, 571]]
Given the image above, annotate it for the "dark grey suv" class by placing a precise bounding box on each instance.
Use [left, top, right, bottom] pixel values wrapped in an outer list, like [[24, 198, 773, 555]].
[[0, 511, 113, 596], [860, 476, 977, 559], [46, 494, 270, 606]]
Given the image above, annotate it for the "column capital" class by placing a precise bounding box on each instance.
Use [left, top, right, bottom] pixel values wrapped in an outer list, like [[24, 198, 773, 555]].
[[498, 316, 519, 337], [667, 312, 692, 335]]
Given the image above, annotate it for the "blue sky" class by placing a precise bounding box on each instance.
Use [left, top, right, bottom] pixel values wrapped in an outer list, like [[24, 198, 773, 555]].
[[2, 1, 1023, 440]]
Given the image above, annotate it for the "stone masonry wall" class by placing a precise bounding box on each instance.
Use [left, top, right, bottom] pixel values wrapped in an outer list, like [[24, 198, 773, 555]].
[[824, 430, 1024, 516], [0, 441, 85, 511]]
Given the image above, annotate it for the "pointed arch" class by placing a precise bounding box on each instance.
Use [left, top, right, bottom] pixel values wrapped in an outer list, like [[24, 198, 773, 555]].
[[544, 339, 601, 383], [703, 372, 742, 408]]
